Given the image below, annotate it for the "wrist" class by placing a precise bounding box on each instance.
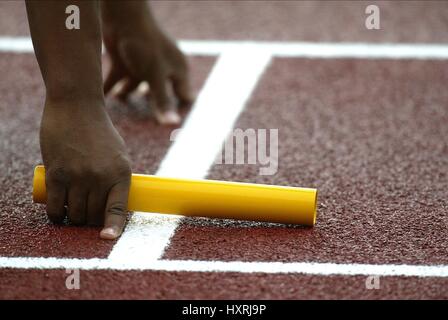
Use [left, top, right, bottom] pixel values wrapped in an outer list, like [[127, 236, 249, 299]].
[[45, 78, 105, 106], [45, 89, 105, 113]]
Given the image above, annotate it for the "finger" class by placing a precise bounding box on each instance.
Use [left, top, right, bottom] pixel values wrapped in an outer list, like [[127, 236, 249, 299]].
[[114, 78, 139, 101], [45, 178, 67, 224], [171, 70, 193, 107], [104, 66, 123, 95], [147, 71, 181, 125], [148, 72, 169, 110], [67, 185, 88, 225], [100, 180, 130, 240], [87, 190, 107, 226]]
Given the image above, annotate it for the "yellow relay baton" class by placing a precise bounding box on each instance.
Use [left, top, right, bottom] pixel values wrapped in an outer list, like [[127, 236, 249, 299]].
[[33, 165, 318, 226]]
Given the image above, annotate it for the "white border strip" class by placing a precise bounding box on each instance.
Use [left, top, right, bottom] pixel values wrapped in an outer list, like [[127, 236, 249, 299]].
[[2, 37, 448, 59], [1, 257, 448, 278]]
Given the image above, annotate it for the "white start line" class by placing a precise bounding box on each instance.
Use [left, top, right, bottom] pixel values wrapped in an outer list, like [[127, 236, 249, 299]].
[[2, 37, 448, 59], [1, 37, 448, 278]]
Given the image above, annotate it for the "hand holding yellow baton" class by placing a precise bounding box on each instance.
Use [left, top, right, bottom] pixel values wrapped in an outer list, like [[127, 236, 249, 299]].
[[33, 165, 317, 226]]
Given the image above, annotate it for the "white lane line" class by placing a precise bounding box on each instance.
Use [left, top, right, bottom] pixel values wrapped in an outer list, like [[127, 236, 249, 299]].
[[1, 257, 448, 278], [156, 49, 272, 178], [107, 213, 184, 263], [2, 37, 448, 60], [108, 48, 272, 264], [0, 37, 32, 52], [180, 41, 448, 59]]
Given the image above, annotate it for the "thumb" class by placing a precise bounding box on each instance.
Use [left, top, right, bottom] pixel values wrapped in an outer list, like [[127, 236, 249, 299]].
[[100, 180, 131, 240]]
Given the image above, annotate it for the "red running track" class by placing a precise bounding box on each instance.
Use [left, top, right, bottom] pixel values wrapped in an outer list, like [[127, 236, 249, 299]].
[[0, 1, 447, 299]]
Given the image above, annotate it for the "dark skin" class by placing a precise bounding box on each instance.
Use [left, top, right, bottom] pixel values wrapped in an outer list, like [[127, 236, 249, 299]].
[[26, 0, 192, 239], [102, 1, 192, 124]]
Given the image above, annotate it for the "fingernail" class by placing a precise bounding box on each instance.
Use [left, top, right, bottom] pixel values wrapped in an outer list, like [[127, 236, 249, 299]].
[[100, 227, 119, 240], [155, 110, 181, 125], [137, 82, 150, 94], [111, 81, 125, 96]]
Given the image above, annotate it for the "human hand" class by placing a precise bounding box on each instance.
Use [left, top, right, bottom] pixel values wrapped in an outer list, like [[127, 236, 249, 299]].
[[40, 100, 132, 240], [103, 19, 192, 125]]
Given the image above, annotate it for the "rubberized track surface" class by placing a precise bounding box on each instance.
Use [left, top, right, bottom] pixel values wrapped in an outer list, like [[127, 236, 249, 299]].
[[166, 58, 448, 265], [1, 1, 448, 299]]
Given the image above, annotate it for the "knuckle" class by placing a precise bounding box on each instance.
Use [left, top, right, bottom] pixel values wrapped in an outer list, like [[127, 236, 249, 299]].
[[110, 156, 132, 178], [46, 167, 68, 185], [107, 202, 128, 217], [67, 164, 85, 180], [68, 164, 107, 184], [99, 158, 131, 186], [117, 161, 132, 178], [88, 166, 108, 180], [177, 54, 188, 72], [170, 48, 188, 71]]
